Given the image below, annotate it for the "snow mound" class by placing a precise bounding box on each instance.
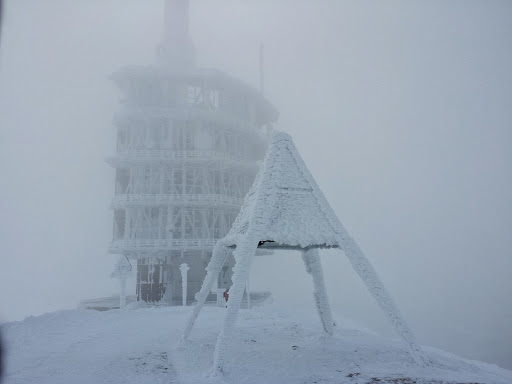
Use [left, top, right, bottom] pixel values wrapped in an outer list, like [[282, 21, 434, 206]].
[[2, 306, 512, 384], [125, 300, 150, 310]]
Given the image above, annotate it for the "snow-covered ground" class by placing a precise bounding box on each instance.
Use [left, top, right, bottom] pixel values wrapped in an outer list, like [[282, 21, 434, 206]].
[[2, 305, 511, 384]]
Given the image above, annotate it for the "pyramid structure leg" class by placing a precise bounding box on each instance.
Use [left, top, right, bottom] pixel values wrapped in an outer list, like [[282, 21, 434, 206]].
[[301, 248, 334, 335], [246, 278, 251, 309], [182, 240, 231, 341], [120, 277, 127, 309], [213, 237, 258, 373], [336, 233, 431, 366]]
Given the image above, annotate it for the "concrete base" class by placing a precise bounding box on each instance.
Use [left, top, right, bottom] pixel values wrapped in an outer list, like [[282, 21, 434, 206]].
[[79, 291, 272, 312]]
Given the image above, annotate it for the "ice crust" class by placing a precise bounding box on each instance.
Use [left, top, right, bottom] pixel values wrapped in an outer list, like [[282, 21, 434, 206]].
[[4, 306, 512, 384]]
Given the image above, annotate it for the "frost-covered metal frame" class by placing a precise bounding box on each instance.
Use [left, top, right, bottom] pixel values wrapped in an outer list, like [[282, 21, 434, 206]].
[[107, 0, 280, 303], [108, 40, 278, 303]]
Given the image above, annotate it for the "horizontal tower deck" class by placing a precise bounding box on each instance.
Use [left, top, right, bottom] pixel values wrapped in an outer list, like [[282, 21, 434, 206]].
[[109, 238, 217, 254], [112, 193, 244, 209], [106, 150, 260, 170], [114, 106, 261, 135]]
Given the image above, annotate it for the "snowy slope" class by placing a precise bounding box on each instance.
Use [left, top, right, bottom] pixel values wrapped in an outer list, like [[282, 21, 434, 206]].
[[3, 305, 511, 384]]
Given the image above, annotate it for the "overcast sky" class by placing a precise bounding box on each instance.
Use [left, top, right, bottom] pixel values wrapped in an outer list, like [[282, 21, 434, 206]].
[[0, 0, 511, 370]]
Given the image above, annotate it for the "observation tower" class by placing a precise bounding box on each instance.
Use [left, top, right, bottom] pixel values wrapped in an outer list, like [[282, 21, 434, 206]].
[[107, 0, 278, 303]]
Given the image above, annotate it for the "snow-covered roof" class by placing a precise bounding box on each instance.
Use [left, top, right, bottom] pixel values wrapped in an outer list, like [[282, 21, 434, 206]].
[[110, 66, 279, 124], [224, 131, 343, 249]]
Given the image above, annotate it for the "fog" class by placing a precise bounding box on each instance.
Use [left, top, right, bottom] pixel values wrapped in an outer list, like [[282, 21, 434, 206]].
[[0, 0, 511, 370]]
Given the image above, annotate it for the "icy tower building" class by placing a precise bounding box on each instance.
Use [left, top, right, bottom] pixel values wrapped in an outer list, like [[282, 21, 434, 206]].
[[107, 0, 278, 303]]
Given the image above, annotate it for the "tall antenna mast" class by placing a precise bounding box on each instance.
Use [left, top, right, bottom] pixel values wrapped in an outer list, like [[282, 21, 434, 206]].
[[259, 43, 273, 139], [158, 0, 195, 70], [259, 43, 265, 95]]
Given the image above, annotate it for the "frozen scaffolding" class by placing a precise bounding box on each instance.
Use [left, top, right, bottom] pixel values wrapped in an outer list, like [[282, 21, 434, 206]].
[[107, 0, 278, 303]]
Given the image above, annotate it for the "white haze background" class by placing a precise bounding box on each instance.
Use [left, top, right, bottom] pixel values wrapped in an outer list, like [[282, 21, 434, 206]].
[[0, 0, 511, 370]]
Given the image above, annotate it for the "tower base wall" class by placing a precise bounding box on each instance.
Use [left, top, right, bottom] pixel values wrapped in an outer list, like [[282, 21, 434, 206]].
[[135, 251, 235, 303]]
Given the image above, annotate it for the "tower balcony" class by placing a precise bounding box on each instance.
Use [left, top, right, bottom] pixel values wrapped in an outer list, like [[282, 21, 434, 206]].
[[114, 106, 260, 134], [106, 149, 259, 170], [111, 67, 279, 127], [112, 193, 244, 209], [108, 238, 217, 254], [108, 238, 273, 257]]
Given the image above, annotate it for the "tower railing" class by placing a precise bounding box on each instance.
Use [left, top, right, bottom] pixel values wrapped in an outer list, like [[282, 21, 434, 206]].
[[107, 149, 258, 167], [112, 193, 244, 208], [114, 106, 259, 133], [109, 238, 218, 253]]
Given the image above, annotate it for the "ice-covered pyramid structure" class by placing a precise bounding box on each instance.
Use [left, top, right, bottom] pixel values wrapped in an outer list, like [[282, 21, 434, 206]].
[[183, 131, 430, 373], [225, 131, 342, 248]]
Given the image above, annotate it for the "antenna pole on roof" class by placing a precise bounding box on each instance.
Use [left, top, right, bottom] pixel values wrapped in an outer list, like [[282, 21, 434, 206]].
[[259, 43, 265, 95], [159, 0, 195, 69]]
